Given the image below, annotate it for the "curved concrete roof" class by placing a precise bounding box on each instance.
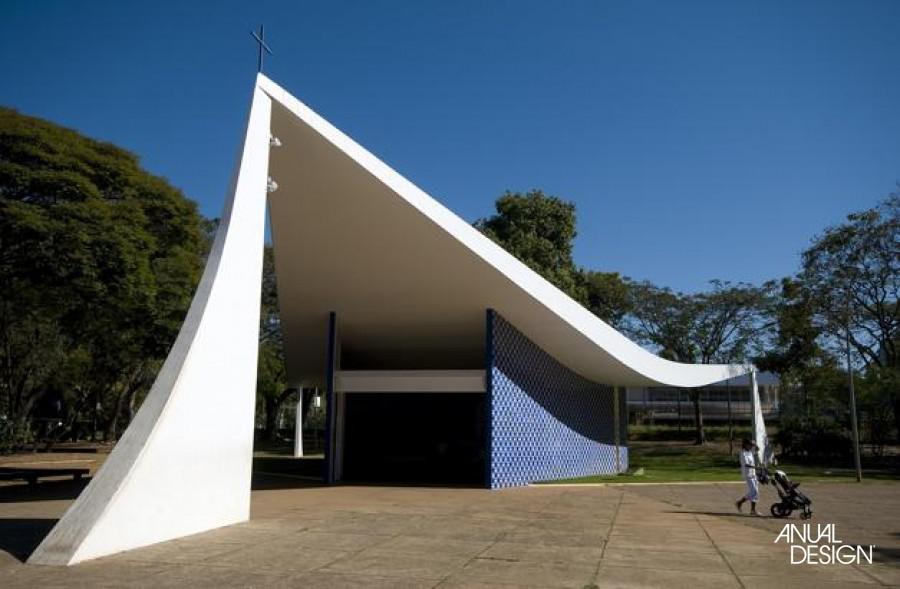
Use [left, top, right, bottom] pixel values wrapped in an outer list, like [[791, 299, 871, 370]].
[[261, 75, 749, 387]]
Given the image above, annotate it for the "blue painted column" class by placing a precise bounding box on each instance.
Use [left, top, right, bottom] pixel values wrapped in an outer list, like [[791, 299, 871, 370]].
[[324, 311, 337, 484], [484, 309, 495, 489]]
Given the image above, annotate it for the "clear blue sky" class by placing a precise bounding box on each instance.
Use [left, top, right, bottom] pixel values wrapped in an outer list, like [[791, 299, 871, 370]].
[[2, 1, 898, 292]]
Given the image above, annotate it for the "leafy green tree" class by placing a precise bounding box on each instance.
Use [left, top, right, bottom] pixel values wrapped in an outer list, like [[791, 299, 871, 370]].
[[801, 192, 899, 439], [256, 245, 297, 441], [475, 190, 635, 328], [757, 279, 820, 374], [475, 190, 584, 300], [0, 107, 205, 448], [802, 193, 898, 368], [756, 278, 836, 419], [626, 280, 771, 444], [580, 270, 631, 329]]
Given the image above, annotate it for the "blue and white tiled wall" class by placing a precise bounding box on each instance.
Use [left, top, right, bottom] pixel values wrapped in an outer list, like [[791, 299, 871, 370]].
[[487, 311, 627, 488]]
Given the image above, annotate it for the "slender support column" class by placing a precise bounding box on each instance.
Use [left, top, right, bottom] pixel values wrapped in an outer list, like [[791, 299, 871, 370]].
[[613, 386, 621, 473], [485, 309, 495, 489], [726, 378, 734, 456], [334, 391, 346, 481], [293, 387, 304, 458], [324, 312, 338, 483], [845, 318, 863, 482]]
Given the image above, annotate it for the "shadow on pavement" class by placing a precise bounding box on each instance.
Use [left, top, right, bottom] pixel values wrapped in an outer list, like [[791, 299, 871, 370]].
[[0, 518, 57, 562], [251, 456, 325, 490], [0, 478, 89, 504], [664, 509, 772, 519], [873, 546, 900, 565]]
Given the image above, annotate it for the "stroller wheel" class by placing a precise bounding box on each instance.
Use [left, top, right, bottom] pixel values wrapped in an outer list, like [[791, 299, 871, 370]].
[[800, 510, 812, 520], [770, 503, 790, 518]]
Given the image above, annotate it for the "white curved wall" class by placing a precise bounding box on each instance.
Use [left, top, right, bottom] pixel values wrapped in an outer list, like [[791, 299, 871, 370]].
[[28, 83, 272, 565]]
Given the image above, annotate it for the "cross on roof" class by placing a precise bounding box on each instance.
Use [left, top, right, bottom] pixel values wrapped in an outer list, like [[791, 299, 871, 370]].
[[251, 25, 273, 73]]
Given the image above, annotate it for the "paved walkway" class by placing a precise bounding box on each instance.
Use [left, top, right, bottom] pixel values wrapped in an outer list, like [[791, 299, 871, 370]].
[[626, 480, 900, 567], [1, 477, 898, 588]]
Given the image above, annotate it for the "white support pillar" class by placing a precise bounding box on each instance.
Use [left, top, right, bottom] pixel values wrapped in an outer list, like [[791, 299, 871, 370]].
[[293, 387, 304, 458], [613, 385, 621, 473]]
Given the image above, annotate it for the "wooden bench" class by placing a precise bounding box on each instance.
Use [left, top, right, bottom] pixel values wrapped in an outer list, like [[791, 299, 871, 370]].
[[0, 467, 89, 487]]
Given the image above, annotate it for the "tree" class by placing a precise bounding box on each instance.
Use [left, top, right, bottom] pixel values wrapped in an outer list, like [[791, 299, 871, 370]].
[[627, 280, 771, 444], [0, 107, 205, 448], [256, 245, 294, 441], [692, 280, 772, 365], [801, 192, 899, 439], [475, 190, 584, 300], [580, 270, 631, 329], [757, 278, 820, 374], [802, 193, 899, 368], [756, 278, 833, 418]]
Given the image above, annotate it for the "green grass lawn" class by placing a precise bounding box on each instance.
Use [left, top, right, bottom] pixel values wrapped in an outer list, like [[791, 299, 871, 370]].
[[544, 441, 900, 484]]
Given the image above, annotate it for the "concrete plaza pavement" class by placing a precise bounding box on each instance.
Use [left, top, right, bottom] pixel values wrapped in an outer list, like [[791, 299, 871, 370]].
[[2, 472, 898, 588], [626, 479, 900, 567]]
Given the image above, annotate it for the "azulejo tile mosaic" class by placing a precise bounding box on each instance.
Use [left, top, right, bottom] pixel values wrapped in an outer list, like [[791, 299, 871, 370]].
[[488, 311, 627, 488]]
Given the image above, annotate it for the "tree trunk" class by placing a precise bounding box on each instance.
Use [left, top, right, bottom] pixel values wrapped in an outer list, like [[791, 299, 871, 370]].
[[91, 390, 101, 442], [105, 388, 127, 442], [301, 388, 314, 427], [127, 387, 140, 424], [263, 396, 278, 441], [690, 390, 705, 445], [107, 367, 147, 441], [894, 394, 900, 445]]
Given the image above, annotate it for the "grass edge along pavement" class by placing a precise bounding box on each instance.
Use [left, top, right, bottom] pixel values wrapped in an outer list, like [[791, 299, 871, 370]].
[[540, 442, 900, 485]]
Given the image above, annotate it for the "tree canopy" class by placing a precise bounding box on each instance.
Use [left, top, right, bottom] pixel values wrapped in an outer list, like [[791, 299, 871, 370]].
[[1, 105, 896, 454], [801, 192, 899, 369], [0, 107, 206, 448], [799, 192, 899, 441], [475, 190, 584, 300]]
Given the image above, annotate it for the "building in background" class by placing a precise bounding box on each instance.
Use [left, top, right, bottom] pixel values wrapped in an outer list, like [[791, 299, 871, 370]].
[[627, 372, 780, 425]]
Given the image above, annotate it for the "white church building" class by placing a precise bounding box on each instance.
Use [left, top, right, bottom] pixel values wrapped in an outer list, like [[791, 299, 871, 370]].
[[28, 75, 758, 565]]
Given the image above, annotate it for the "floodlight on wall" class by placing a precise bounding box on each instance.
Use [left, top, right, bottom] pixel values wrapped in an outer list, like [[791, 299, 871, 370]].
[[269, 134, 282, 147], [267, 177, 279, 193]]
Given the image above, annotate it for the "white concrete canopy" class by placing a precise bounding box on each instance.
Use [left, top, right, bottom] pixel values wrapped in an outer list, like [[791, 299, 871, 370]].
[[336, 370, 486, 393], [28, 74, 749, 565], [261, 75, 747, 388]]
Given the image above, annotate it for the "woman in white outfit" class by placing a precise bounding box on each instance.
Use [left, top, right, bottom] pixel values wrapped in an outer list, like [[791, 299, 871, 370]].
[[735, 438, 761, 516]]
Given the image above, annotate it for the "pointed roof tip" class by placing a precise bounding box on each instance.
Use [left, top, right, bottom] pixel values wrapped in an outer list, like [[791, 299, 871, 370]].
[[254, 73, 290, 102]]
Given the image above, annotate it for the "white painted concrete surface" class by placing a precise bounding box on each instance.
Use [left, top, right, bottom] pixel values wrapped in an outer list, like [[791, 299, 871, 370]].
[[260, 75, 750, 388], [28, 82, 273, 565], [336, 370, 486, 393], [750, 370, 771, 464], [293, 394, 303, 457]]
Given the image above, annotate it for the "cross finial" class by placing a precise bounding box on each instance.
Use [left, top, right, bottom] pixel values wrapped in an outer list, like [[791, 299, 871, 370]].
[[251, 25, 273, 73]]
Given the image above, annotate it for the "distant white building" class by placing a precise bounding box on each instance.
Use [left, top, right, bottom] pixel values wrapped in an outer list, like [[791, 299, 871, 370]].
[[627, 372, 780, 424]]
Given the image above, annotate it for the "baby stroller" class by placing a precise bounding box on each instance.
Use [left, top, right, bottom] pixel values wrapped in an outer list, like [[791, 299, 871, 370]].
[[760, 467, 813, 519]]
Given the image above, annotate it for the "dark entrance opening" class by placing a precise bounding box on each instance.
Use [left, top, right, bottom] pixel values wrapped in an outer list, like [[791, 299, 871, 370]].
[[342, 393, 486, 485]]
